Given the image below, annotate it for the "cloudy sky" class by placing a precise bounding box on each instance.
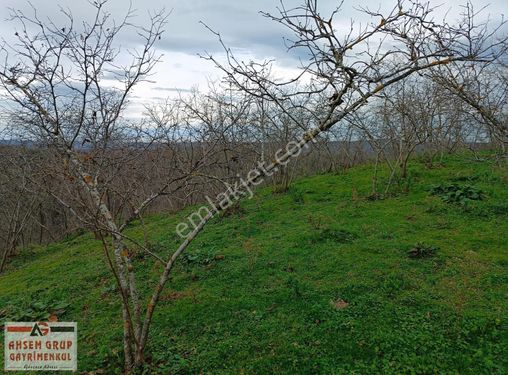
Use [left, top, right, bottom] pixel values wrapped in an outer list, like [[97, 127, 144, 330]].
[[0, 0, 506, 117]]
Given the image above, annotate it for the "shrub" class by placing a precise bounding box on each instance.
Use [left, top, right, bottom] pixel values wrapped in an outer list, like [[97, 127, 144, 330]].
[[430, 183, 485, 205]]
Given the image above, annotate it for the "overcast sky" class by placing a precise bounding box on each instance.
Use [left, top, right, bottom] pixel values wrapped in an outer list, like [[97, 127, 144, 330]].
[[0, 0, 506, 118]]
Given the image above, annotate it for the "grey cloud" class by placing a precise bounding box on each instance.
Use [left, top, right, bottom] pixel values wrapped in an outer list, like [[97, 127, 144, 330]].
[[152, 87, 193, 93], [1, 0, 506, 94]]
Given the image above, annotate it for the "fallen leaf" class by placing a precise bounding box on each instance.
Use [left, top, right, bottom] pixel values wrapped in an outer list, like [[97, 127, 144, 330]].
[[331, 299, 349, 310]]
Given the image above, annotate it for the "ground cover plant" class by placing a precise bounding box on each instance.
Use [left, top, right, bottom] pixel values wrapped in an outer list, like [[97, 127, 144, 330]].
[[0, 153, 507, 374]]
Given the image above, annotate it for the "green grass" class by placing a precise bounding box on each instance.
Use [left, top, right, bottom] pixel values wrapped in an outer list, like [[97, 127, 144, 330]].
[[1, 153, 508, 374]]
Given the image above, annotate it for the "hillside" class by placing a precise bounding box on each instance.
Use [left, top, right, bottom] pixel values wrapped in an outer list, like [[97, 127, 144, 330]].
[[1, 154, 507, 374]]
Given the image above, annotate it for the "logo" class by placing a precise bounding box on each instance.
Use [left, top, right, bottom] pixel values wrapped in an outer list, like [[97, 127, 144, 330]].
[[4, 322, 77, 371], [30, 322, 49, 337]]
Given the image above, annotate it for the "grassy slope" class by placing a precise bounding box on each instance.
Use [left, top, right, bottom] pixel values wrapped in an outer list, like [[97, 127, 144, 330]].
[[1, 154, 507, 374]]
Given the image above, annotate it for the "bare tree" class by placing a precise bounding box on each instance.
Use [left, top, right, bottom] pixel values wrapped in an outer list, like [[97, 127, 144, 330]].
[[0, 1, 172, 370], [0, 3, 261, 369], [353, 77, 440, 194], [427, 3, 508, 163], [432, 60, 508, 164], [202, 0, 504, 193], [0, 147, 38, 272]]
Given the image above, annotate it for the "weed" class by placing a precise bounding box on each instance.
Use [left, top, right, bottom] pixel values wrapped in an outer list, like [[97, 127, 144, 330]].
[[430, 183, 485, 205], [220, 202, 245, 218], [0, 299, 70, 321], [286, 276, 303, 297], [311, 228, 358, 244], [289, 188, 305, 204], [180, 248, 219, 268], [366, 192, 385, 201], [408, 243, 439, 259]]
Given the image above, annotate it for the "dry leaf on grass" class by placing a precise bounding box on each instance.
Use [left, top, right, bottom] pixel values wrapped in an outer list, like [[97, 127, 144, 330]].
[[331, 299, 349, 310]]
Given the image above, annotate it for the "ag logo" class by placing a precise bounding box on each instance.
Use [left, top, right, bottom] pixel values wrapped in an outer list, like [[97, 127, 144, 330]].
[[30, 322, 49, 336]]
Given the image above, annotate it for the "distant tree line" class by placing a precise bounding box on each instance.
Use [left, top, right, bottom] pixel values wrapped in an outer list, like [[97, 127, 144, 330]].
[[1, 68, 504, 272]]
